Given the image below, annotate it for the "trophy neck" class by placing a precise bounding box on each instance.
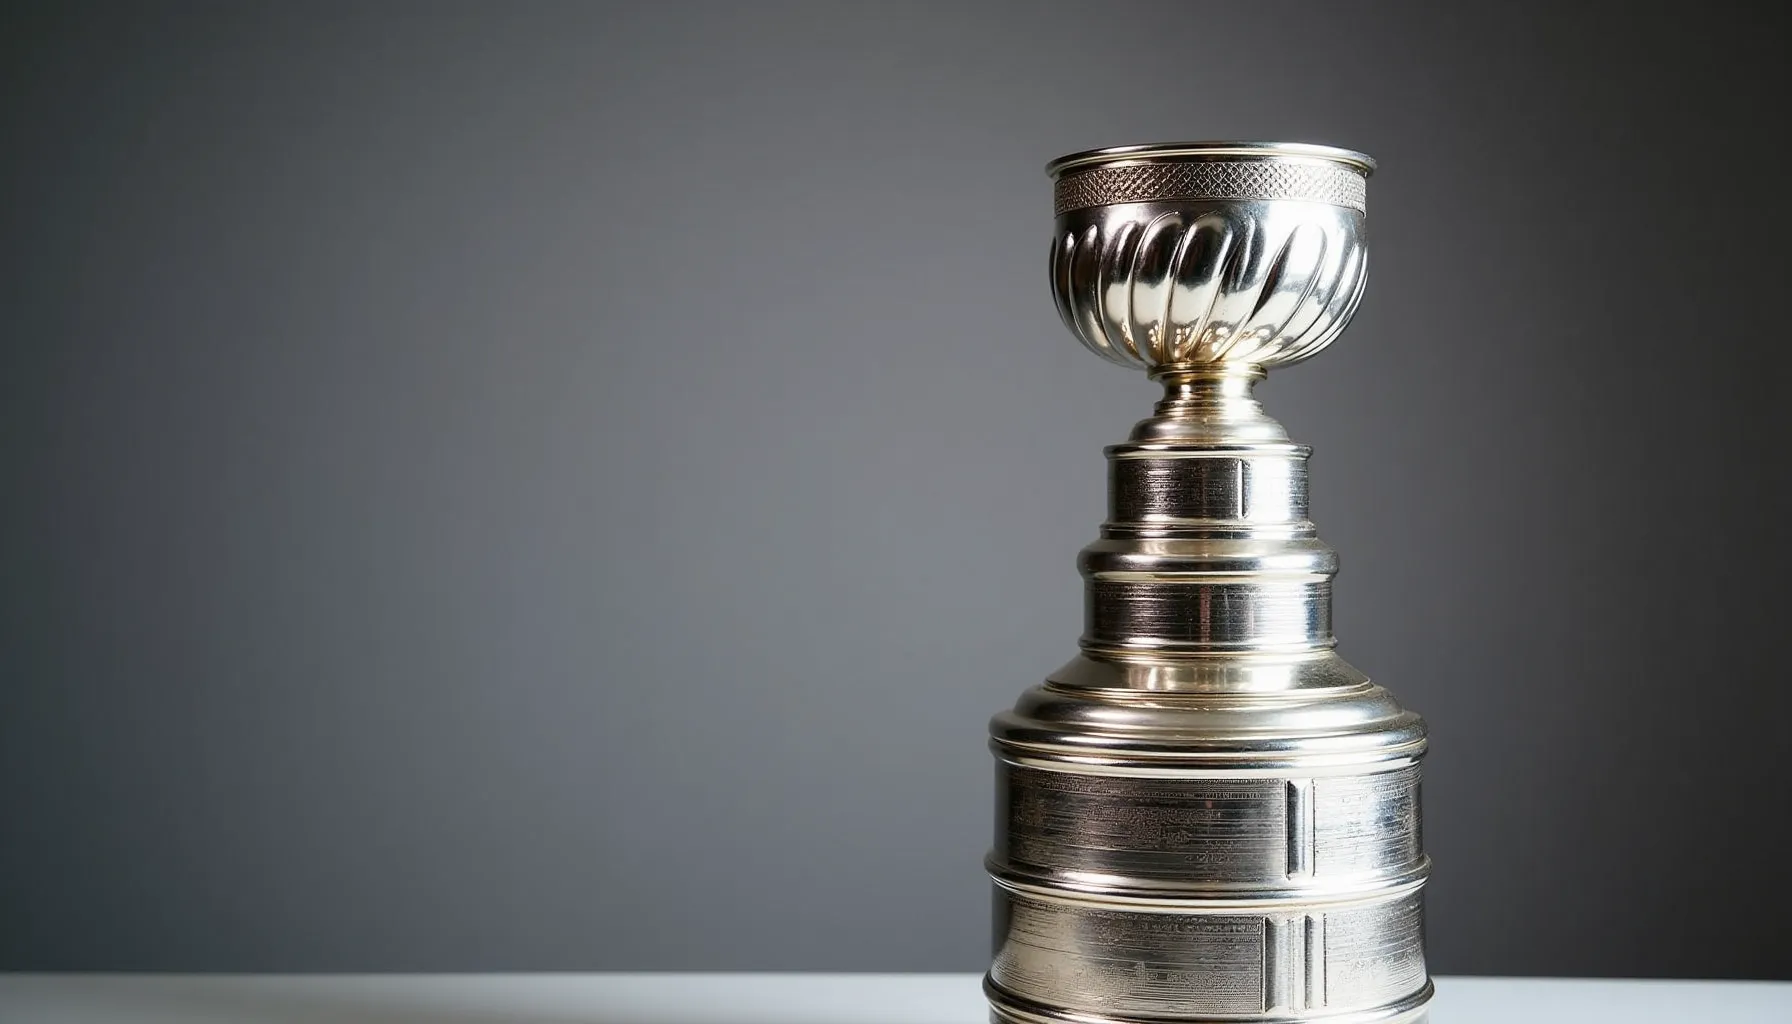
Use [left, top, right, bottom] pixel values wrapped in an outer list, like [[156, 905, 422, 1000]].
[[1133, 365, 1290, 444], [1072, 372, 1344, 687]]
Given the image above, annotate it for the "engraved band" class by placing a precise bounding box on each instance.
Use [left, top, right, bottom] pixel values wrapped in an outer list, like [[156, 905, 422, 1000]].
[[1054, 160, 1367, 215]]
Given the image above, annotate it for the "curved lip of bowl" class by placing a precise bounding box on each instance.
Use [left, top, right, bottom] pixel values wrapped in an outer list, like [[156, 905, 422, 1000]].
[[1046, 141, 1376, 178]]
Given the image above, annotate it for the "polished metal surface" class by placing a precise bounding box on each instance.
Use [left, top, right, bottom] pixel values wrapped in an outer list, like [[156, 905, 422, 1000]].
[[1048, 141, 1371, 374], [987, 142, 1429, 1024]]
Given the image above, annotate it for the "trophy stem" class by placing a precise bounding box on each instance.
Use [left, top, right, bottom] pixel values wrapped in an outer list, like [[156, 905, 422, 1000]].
[[1153, 363, 1260, 409], [1133, 363, 1289, 444]]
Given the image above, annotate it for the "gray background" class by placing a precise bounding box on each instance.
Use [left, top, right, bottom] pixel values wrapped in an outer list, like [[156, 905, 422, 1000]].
[[3, 0, 1786, 979]]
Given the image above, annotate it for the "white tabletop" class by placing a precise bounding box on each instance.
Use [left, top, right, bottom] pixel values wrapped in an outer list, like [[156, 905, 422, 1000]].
[[1, 973, 1788, 1023]]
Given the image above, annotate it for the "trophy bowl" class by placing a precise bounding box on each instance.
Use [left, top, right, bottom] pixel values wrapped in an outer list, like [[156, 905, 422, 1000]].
[[1049, 141, 1373, 374]]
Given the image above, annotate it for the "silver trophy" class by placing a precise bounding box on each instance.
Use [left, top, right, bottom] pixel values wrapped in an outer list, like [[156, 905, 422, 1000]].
[[986, 143, 1430, 1024]]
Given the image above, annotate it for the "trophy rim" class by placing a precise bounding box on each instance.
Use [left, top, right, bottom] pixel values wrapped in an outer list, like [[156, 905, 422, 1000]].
[[1046, 141, 1376, 179]]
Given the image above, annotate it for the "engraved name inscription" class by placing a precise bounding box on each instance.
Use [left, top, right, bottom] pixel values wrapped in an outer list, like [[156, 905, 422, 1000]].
[[1000, 766, 1287, 883], [1313, 765, 1422, 875], [992, 893, 1267, 1015]]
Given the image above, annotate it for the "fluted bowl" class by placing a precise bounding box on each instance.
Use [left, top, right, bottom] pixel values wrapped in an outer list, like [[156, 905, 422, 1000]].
[[1049, 142, 1373, 374]]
